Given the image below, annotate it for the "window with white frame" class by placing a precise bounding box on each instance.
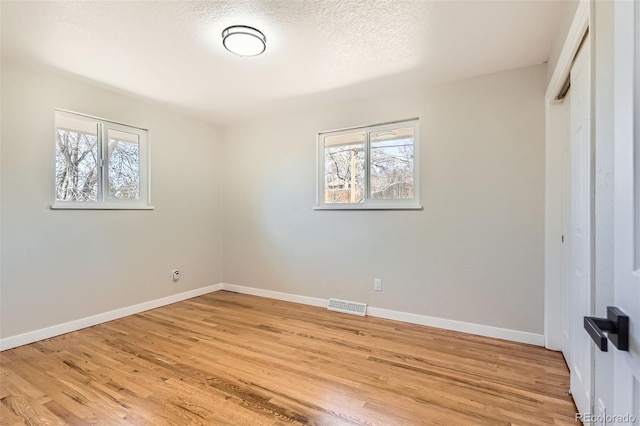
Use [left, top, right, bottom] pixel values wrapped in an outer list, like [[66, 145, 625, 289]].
[[316, 118, 420, 209], [53, 110, 151, 209]]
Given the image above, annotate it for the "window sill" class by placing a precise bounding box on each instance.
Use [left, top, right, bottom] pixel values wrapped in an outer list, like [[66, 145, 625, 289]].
[[313, 204, 423, 211], [50, 204, 155, 210]]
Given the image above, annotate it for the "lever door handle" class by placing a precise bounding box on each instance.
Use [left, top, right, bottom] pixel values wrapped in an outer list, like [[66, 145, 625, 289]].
[[584, 306, 629, 352]]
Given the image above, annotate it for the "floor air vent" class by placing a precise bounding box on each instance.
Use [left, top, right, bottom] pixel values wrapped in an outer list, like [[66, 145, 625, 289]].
[[327, 298, 367, 316]]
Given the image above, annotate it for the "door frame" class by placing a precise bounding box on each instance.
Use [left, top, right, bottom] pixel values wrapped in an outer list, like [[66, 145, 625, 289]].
[[612, 0, 640, 418], [544, 0, 590, 352], [544, 0, 594, 414]]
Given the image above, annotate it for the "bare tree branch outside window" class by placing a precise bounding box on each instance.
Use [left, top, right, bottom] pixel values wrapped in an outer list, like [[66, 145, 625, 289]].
[[322, 128, 415, 203], [108, 134, 140, 200], [55, 129, 98, 201], [55, 127, 141, 202], [324, 144, 365, 203], [370, 136, 414, 199]]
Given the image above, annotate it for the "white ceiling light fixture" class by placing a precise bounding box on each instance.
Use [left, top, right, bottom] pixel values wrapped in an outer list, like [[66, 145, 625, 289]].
[[222, 25, 266, 57]]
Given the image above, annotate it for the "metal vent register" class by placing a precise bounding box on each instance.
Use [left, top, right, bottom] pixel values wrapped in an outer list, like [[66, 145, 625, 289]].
[[327, 298, 367, 316]]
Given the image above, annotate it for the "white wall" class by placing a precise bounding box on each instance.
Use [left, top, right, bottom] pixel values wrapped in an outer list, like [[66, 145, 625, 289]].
[[0, 62, 224, 338], [223, 65, 546, 335], [0, 61, 548, 343]]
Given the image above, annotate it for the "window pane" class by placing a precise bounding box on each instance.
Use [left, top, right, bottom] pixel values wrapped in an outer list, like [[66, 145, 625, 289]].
[[107, 129, 140, 201], [55, 116, 98, 201], [324, 132, 365, 203], [370, 127, 414, 199]]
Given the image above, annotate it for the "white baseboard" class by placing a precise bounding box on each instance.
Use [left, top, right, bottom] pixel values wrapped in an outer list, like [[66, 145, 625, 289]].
[[220, 283, 545, 346], [1, 282, 544, 351], [0, 283, 223, 351], [366, 306, 544, 346], [221, 283, 327, 308]]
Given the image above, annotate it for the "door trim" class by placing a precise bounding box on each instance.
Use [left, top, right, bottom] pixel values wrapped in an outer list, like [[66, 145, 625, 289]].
[[546, 1, 590, 101], [544, 0, 590, 351]]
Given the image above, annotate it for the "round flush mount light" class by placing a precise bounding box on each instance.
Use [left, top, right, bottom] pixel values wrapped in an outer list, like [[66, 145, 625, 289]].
[[222, 25, 266, 57]]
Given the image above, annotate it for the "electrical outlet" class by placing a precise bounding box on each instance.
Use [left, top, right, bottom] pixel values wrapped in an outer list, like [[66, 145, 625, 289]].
[[172, 270, 180, 281], [374, 278, 382, 291]]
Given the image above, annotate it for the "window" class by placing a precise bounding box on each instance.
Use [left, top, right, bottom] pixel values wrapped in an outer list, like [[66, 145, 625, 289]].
[[316, 118, 420, 209], [53, 110, 151, 209]]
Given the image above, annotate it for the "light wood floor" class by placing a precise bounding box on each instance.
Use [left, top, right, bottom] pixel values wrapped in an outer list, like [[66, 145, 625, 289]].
[[1, 291, 577, 425]]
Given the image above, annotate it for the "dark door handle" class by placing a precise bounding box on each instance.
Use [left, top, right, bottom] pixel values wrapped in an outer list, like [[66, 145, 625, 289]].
[[584, 306, 629, 352]]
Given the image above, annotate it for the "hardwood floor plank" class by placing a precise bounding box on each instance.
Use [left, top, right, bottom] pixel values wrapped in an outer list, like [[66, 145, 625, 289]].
[[0, 401, 26, 426], [1, 383, 65, 426], [0, 291, 576, 425]]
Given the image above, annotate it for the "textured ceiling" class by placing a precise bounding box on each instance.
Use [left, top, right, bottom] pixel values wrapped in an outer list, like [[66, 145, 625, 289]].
[[1, 1, 562, 125]]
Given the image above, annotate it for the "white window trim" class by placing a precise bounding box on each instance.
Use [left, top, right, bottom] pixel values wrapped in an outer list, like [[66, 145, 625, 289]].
[[315, 118, 422, 210], [50, 204, 155, 210], [51, 109, 153, 210]]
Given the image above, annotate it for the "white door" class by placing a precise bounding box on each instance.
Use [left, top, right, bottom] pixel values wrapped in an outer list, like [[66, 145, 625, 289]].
[[612, 1, 640, 422], [569, 37, 592, 416]]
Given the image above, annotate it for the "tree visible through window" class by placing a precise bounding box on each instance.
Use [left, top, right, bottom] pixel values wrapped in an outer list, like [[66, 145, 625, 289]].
[[370, 127, 414, 200], [56, 123, 99, 201], [317, 119, 420, 209], [324, 132, 365, 203], [107, 129, 140, 201], [54, 110, 149, 208]]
